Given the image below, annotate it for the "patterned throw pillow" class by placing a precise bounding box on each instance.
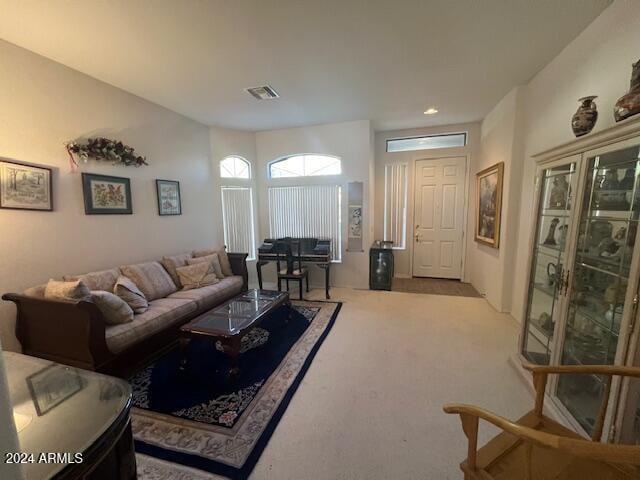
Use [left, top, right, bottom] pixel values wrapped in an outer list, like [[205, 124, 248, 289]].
[[193, 246, 233, 277], [187, 254, 224, 279], [176, 262, 219, 290], [44, 279, 91, 302], [161, 253, 193, 288], [114, 276, 149, 314], [91, 291, 134, 325], [120, 261, 178, 301], [63, 268, 121, 292]]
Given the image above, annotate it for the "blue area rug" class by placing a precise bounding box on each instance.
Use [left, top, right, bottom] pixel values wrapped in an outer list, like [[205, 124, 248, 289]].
[[130, 299, 341, 479]]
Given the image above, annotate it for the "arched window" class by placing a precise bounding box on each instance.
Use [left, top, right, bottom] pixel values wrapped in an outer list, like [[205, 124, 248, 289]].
[[269, 154, 341, 178], [220, 156, 250, 179]]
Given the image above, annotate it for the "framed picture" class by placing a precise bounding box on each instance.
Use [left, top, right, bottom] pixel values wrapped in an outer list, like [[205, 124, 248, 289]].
[[82, 173, 132, 214], [26, 365, 84, 416], [475, 162, 504, 248], [156, 179, 181, 215], [0, 159, 52, 211]]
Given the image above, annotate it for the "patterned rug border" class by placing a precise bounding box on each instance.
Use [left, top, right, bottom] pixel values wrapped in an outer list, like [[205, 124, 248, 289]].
[[134, 300, 342, 480]]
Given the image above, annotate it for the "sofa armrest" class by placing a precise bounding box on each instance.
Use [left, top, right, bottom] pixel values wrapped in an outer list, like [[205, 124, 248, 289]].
[[2, 293, 112, 371], [227, 252, 249, 291]]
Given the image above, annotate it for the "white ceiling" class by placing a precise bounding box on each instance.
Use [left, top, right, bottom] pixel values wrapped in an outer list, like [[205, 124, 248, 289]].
[[0, 0, 611, 132]]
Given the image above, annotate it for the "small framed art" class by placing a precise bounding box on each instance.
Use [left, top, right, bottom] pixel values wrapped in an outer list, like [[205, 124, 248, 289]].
[[82, 173, 132, 214], [156, 179, 181, 215], [0, 159, 52, 211]]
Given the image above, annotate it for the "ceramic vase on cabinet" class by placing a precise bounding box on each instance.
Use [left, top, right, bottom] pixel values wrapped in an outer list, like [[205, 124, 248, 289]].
[[572, 96, 598, 137], [614, 59, 640, 122]]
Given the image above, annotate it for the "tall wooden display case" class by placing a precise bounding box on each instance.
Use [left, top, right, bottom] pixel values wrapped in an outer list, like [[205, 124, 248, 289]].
[[520, 117, 640, 444]]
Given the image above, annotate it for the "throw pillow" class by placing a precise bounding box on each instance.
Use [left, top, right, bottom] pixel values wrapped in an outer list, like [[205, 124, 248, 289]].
[[44, 279, 91, 302], [187, 253, 224, 279], [63, 268, 121, 292], [161, 253, 193, 288], [193, 246, 233, 277], [120, 261, 178, 301], [176, 262, 219, 290], [91, 291, 134, 325], [114, 276, 149, 314]]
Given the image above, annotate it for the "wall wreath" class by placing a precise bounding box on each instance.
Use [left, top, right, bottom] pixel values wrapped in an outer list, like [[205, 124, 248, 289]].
[[66, 137, 148, 169]]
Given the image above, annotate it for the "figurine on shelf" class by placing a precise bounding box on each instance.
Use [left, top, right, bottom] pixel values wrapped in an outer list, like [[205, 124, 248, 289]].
[[620, 168, 636, 190], [546, 262, 562, 287], [543, 217, 560, 246], [538, 312, 555, 336], [599, 226, 627, 258], [578, 220, 613, 253], [548, 176, 569, 209], [614, 59, 640, 122], [598, 169, 620, 190], [558, 224, 569, 249]]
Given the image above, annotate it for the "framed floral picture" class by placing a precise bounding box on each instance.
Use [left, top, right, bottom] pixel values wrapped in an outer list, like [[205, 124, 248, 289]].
[[82, 173, 132, 214], [156, 179, 181, 215], [475, 162, 504, 248], [0, 159, 53, 211]]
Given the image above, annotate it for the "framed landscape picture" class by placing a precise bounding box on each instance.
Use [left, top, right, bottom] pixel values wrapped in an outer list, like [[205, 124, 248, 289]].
[[475, 162, 504, 248], [0, 159, 52, 211], [156, 179, 181, 215], [82, 173, 132, 214]]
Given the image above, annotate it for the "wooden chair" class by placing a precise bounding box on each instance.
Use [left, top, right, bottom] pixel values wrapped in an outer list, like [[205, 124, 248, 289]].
[[275, 240, 309, 300], [443, 363, 640, 480]]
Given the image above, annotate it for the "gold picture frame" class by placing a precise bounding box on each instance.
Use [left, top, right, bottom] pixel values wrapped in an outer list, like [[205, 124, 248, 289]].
[[475, 162, 504, 248]]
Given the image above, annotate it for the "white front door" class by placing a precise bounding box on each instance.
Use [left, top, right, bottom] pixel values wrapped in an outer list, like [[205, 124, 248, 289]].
[[412, 157, 466, 279]]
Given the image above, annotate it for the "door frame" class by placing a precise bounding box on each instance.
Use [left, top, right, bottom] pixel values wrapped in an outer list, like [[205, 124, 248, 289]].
[[409, 155, 470, 280]]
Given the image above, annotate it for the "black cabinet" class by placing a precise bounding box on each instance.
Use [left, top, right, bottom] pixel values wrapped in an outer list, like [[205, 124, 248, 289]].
[[369, 241, 394, 290]]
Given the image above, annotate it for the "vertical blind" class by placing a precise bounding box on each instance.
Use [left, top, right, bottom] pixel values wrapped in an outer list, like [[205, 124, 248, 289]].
[[268, 185, 342, 262], [383, 163, 408, 249], [221, 187, 256, 260]]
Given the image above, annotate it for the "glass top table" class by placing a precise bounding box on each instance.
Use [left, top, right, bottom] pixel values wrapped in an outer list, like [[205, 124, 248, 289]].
[[3, 352, 131, 479], [180, 289, 291, 378], [181, 289, 289, 336]]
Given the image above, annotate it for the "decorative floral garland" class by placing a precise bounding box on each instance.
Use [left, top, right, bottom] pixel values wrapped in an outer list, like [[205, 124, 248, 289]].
[[66, 137, 148, 169]]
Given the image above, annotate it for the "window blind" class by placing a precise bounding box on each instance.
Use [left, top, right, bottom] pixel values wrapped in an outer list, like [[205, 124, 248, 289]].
[[221, 187, 256, 260], [383, 163, 408, 249], [268, 185, 342, 262]]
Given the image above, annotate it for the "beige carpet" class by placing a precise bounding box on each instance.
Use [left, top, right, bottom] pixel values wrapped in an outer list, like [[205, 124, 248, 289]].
[[138, 287, 532, 480], [392, 277, 482, 297]]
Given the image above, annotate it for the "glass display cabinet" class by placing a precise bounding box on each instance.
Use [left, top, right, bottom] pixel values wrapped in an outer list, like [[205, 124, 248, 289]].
[[520, 133, 640, 443]]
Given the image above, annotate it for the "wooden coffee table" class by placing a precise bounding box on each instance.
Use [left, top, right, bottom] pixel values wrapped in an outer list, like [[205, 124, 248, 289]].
[[179, 289, 290, 379]]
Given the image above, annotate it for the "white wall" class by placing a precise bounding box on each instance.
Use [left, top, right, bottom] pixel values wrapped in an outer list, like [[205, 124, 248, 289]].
[[0, 40, 220, 351], [255, 120, 375, 289], [374, 123, 480, 281], [510, 0, 640, 322], [468, 88, 525, 312]]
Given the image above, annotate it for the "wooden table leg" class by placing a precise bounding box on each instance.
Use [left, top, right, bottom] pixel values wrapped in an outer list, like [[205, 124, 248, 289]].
[[220, 336, 242, 379], [324, 263, 331, 299], [256, 262, 264, 290], [179, 337, 190, 371]]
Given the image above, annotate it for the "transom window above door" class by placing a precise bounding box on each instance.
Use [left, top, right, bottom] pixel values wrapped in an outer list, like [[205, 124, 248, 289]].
[[269, 154, 341, 178], [220, 156, 250, 179]]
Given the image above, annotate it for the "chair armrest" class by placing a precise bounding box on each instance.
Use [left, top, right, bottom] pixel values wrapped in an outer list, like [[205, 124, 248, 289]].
[[522, 362, 640, 379], [443, 403, 640, 465], [2, 293, 112, 371], [227, 252, 249, 291]]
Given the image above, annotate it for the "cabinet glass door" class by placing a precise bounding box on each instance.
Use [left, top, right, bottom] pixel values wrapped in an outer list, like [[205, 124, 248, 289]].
[[522, 161, 577, 364], [556, 144, 640, 435]]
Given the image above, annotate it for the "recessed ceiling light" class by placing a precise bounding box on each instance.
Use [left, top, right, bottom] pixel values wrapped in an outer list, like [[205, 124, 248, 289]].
[[424, 107, 438, 115]]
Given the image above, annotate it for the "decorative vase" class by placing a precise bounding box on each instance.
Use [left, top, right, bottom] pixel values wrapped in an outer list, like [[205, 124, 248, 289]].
[[571, 96, 598, 137], [614, 59, 640, 122]]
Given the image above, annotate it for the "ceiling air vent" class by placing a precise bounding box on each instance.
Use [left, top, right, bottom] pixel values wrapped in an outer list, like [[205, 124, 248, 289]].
[[245, 85, 279, 100]]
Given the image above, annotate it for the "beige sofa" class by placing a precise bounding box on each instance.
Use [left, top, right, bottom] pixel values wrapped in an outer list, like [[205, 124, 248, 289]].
[[3, 251, 248, 375]]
